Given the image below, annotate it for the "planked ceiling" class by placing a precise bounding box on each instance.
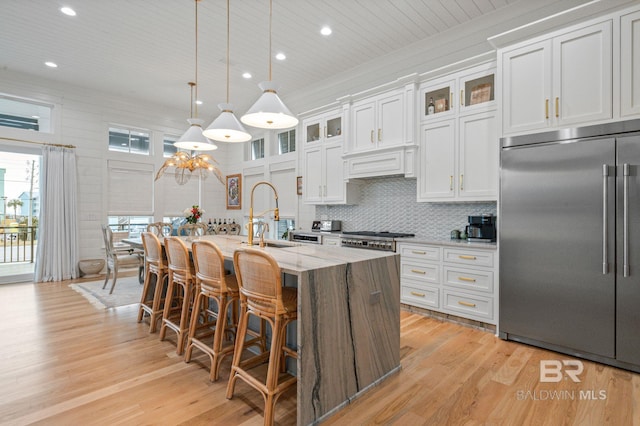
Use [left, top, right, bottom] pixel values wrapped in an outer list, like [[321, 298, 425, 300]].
[[0, 0, 603, 123]]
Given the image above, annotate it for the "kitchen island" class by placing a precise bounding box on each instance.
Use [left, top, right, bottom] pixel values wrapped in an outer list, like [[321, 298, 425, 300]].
[[153, 235, 401, 425]]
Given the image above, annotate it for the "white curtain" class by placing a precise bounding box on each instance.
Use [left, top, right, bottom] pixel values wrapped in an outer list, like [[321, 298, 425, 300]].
[[34, 146, 79, 282]]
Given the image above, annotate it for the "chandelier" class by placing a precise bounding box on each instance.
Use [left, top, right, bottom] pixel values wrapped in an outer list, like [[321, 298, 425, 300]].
[[155, 151, 224, 185]]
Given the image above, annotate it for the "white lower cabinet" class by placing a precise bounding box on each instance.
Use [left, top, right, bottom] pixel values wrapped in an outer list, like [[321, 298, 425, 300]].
[[399, 242, 497, 324]]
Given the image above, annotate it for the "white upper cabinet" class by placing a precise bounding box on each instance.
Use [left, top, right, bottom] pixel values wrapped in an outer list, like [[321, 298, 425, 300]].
[[621, 9, 640, 117], [501, 20, 613, 135], [350, 90, 405, 153], [303, 110, 343, 145]]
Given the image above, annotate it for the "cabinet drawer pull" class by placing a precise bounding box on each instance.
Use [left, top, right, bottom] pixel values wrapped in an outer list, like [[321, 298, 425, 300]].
[[458, 301, 476, 308], [545, 99, 549, 119], [378, 128, 382, 141], [411, 269, 426, 275], [449, 175, 453, 191], [458, 255, 477, 260], [410, 291, 426, 297], [555, 97, 559, 118], [370, 130, 374, 143], [411, 250, 426, 255], [458, 276, 476, 282]]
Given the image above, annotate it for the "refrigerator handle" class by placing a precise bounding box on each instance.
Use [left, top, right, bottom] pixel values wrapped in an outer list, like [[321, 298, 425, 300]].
[[624, 163, 630, 277], [603, 164, 609, 275]]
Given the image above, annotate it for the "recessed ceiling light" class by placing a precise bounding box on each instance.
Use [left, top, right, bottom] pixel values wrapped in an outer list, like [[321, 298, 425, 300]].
[[242, 72, 252, 79], [275, 53, 286, 61], [195, 100, 203, 105], [45, 62, 58, 68], [321, 26, 332, 36], [60, 7, 76, 16]]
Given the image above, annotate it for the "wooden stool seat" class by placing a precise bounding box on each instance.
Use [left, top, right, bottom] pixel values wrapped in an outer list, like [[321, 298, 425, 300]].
[[226, 248, 298, 426], [138, 232, 169, 333], [159, 237, 196, 355]]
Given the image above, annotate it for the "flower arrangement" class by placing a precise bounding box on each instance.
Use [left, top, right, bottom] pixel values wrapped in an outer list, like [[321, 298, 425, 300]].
[[184, 205, 205, 224]]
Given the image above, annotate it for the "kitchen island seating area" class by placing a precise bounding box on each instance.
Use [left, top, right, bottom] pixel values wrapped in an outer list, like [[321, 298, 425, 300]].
[[137, 232, 168, 333], [131, 234, 400, 425]]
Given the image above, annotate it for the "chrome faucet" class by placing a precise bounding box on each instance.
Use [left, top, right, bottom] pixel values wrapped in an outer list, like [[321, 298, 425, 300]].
[[248, 181, 279, 246]]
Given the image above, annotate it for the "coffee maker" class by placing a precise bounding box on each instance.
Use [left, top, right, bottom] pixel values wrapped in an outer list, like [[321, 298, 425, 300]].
[[466, 215, 496, 242]]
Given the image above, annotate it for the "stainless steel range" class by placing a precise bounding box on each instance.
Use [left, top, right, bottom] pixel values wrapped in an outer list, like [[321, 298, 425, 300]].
[[340, 231, 415, 252]]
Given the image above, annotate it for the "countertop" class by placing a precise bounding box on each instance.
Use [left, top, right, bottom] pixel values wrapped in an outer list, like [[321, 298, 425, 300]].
[[400, 235, 497, 250]]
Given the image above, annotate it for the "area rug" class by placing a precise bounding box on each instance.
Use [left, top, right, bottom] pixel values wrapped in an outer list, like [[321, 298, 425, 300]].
[[70, 275, 142, 309]]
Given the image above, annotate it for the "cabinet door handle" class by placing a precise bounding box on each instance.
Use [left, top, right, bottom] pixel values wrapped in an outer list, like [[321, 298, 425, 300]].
[[458, 301, 476, 308], [411, 269, 426, 275], [623, 163, 630, 277], [458, 276, 476, 282], [545, 99, 549, 119], [460, 89, 464, 106], [370, 130, 374, 143], [555, 97, 559, 118], [324, 126, 327, 138], [450, 92, 453, 110], [411, 291, 426, 297], [460, 174, 464, 191], [318, 185, 322, 197], [603, 164, 609, 275], [458, 255, 476, 260], [449, 175, 453, 191], [411, 250, 426, 255], [378, 128, 382, 142]]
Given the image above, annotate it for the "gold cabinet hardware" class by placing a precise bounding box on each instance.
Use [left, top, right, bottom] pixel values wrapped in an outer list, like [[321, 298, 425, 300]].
[[370, 130, 374, 143], [458, 301, 476, 308], [460, 174, 464, 191], [545, 99, 549, 119], [555, 97, 559, 118], [449, 175, 453, 191], [460, 89, 464, 106], [459, 255, 477, 260], [324, 126, 327, 138], [450, 92, 453, 109], [411, 269, 426, 274], [458, 276, 476, 282], [411, 291, 426, 297], [378, 128, 382, 142], [411, 250, 426, 255]]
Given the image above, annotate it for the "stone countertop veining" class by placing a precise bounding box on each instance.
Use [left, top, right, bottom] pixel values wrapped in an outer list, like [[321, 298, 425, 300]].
[[400, 235, 497, 250]]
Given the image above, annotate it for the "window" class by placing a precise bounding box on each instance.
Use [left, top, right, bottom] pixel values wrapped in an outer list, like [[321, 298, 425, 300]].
[[109, 127, 150, 155], [278, 129, 296, 154], [107, 216, 153, 238], [251, 138, 265, 160], [163, 134, 179, 157], [0, 95, 53, 132], [107, 160, 154, 216]]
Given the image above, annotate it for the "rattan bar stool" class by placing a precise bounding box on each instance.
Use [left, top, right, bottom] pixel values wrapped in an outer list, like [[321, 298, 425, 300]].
[[137, 232, 168, 333], [159, 236, 196, 355], [184, 240, 242, 381], [226, 248, 297, 426]]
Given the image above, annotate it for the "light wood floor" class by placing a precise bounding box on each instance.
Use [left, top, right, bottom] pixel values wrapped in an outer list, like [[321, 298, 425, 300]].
[[0, 277, 638, 426]]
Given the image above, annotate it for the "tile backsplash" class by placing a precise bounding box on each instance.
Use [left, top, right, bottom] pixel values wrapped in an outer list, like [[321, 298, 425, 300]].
[[315, 176, 496, 239]]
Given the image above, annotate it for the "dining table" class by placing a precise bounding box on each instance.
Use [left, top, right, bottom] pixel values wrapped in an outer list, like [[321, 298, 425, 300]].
[[124, 234, 401, 426]]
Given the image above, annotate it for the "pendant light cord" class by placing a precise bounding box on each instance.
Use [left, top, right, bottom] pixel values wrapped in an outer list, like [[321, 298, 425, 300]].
[[226, 0, 230, 103], [268, 0, 272, 81], [194, 0, 200, 118]]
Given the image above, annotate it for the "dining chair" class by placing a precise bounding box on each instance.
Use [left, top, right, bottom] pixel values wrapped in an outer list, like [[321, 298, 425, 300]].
[[177, 223, 206, 237], [147, 222, 172, 237], [227, 223, 241, 235], [101, 225, 144, 294]]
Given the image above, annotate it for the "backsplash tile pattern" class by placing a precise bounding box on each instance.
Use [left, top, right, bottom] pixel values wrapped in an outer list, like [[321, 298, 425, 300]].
[[316, 177, 496, 239]]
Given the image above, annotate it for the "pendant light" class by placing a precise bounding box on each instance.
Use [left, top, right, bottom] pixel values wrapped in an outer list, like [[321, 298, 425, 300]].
[[202, 0, 252, 142], [240, 0, 298, 130], [175, 0, 217, 151]]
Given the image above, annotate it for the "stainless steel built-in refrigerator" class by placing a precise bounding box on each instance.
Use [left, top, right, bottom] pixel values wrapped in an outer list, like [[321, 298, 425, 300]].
[[500, 120, 640, 371]]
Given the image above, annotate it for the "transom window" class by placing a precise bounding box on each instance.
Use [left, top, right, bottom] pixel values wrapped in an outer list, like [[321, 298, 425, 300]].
[[163, 134, 179, 157], [278, 129, 296, 154], [0, 95, 53, 133], [251, 138, 265, 160], [109, 127, 150, 155]]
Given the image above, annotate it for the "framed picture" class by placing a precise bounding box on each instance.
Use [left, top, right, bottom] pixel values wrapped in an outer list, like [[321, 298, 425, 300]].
[[226, 174, 241, 210], [296, 176, 303, 195], [469, 83, 492, 105]]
